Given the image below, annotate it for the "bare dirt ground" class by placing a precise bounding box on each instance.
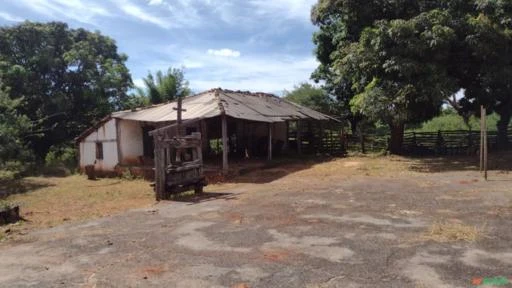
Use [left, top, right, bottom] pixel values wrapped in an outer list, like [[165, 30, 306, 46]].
[[0, 175, 154, 239], [1, 154, 511, 288]]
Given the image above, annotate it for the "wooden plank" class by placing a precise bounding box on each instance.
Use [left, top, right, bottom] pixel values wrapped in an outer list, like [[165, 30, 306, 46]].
[[268, 122, 273, 161], [284, 121, 289, 151], [115, 118, 123, 165], [483, 107, 488, 180], [297, 120, 302, 155], [149, 117, 203, 137], [222, 114, 228, 173], [154, 138, 166, 201], [480, 105, 484, 172]]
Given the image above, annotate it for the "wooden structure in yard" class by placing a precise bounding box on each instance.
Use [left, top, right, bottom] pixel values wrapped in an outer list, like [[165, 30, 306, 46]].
[[149, 98, 207, 200]]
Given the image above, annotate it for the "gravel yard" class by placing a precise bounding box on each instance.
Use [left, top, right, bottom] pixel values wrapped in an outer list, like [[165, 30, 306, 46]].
[[0, 155, 511, 287]]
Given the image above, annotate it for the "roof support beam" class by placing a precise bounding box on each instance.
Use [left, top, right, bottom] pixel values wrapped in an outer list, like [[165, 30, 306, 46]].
[[268, 123, 273, 161], [222, 114, 229, 174], [297, 120, 302, 155]]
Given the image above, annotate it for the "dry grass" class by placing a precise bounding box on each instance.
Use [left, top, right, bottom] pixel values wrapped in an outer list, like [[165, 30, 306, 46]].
[[1, 175, 155, 241], [287, 155, 416, 180], [422, 221, 483, 243]]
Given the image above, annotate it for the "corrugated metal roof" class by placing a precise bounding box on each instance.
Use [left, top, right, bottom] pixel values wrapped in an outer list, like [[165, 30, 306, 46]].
[[112, 91, 220, 122], [111, 88, 338, 123]]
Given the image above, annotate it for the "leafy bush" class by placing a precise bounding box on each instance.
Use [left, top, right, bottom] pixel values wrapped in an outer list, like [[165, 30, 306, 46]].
[[0, 87, 34, 178], [408, 109, 500, 132], [121, 169, 138, 180], [44, 145, 77, 172], [0, 200, 15, 211], [0, 169, 16, 183]]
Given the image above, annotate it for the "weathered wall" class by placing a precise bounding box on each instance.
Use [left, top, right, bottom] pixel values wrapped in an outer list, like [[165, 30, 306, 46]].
[[118, 119, 144, 165], [79, 118, 119, 171]]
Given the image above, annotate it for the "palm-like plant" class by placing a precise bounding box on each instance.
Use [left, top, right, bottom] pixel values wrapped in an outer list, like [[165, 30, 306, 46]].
[[136, 68, 191, 104]]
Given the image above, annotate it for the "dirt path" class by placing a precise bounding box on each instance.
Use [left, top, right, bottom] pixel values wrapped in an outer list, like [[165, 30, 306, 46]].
[[1, 156, 511, 287]]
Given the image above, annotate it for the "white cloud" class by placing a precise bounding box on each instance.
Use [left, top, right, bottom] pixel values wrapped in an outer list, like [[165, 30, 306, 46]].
[[118, 1, 172, 29], [147, 0, 164, 5], [16, 0, 112, 25], [249, 0, 317, 22], [182, 59, 205, 69], [113, 0, 203, 29], [153, 46, 318, 93], [0, 11, 24, 22], [207, 48, 241, 58]]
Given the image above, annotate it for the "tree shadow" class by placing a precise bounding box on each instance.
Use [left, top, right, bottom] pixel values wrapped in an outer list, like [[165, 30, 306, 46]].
[[0, 178, 56, 198], [204, 155, 337, 184], [406, 151, 512, 173], [170, 192, 237, 204]]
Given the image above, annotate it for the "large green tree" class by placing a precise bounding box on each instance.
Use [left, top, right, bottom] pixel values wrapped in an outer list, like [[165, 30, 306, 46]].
[[0, 22, 132, 160], [345, 10, 458, 153], [311, 0, 512, 153], [457, 1, 512, 148], [0, 84, 32, 177], [134, 68, 191, 105]]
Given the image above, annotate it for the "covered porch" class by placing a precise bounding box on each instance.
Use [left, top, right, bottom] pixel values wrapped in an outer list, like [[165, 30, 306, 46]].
[[152, 114, 343, 174]]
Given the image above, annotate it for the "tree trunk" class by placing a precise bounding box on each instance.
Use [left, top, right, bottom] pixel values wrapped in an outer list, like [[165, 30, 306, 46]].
[[388, 122, 405, 154], [496, 111, 511, 150], [349, 117, 359, 135]]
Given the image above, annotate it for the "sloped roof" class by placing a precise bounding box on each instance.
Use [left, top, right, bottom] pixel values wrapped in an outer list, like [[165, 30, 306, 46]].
[[112, 88, 338, 123]]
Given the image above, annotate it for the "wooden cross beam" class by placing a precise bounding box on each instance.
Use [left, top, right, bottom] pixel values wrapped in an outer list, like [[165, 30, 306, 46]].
[[173, 97, 187, 136]]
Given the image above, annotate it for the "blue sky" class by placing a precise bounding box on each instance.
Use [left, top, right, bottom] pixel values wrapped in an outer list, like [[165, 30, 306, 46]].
[[0, 0, 319, 94]]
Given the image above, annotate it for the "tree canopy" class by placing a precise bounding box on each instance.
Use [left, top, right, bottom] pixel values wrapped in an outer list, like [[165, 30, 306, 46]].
[[283, 82, 337, 116], [311, 0, 512, 153], [132, 68, 191, 105], [0, 21, 132, 161], [0, 84, 32, 178]]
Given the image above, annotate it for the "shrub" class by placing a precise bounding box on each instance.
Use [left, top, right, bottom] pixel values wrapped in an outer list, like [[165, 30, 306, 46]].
[[121, 169, 138, 180], [45, 145, 77, 172]]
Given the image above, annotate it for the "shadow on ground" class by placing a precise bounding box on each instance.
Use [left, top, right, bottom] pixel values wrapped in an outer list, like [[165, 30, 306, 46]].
[[205, 155, 339, 184], [406, 151, 512, 173], [0, 178, 55, 198], [170, 192, 237, 204]]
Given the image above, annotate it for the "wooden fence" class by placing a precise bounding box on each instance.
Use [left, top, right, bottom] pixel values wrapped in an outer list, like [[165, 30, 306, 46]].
[[344, 128, 512, 156], [402, 129, 512, 156], [287, 121, 345, 155]]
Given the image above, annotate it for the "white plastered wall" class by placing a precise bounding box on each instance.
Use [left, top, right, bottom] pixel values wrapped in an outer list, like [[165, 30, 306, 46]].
[[118, 119, 144, 165], [79, 118, 119, 171]]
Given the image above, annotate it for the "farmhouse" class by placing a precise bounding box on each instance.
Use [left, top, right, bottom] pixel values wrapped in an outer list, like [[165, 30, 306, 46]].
[[76, 88, 341, 176]]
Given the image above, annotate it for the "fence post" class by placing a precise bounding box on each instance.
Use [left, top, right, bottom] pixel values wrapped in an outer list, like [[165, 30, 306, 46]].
[[480, 106, 484, 172], [436, 130, 444, 155], [467, 129, 473, 155]]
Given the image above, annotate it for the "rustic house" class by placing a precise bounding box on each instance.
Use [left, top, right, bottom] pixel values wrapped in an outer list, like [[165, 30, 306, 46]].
[[76, 88, 341, 176]]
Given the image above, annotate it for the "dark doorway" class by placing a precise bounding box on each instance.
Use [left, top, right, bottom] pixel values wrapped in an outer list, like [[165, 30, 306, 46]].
[[142, 126, 155, 158]]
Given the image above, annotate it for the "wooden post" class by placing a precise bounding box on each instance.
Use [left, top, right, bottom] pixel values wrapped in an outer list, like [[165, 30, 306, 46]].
[[483, 107, 488, 180], [283, 121, 289, 151], [359, 126, 365, 154], [221, 114, 228, 174], [297, 120, 302, 155], [154, 135, 166, 201], [319, 121, 325, 153], [200, 120, 208, 153], [480, 105, 484, 172], [173, 97, 186, 137], [268, 122, 273, 161]]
